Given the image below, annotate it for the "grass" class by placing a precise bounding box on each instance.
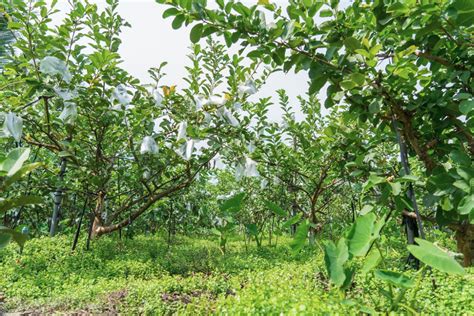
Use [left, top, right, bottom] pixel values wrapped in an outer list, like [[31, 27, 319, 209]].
[[0, 232, 472, 315]]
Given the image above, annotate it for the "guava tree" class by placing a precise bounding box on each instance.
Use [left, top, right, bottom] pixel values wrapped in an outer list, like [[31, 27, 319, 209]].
[[0, 0, 267, 238], [159, 0, 474, 265], [248, 90, 357, 241]]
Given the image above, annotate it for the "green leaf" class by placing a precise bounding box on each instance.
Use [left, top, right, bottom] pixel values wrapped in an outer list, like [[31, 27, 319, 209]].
[[368, 100, 381, 114], [320, 9, 332, 17], [359, 204, 374, 216], [323, 238, 349, 287], [450, 0, 474, 26], [7, 21, 22, 30], [189, 23, 203, 43], [162, 7, 179, 19], [1, 162, 42, 191], [309, 74, 327, 95], [0, 226, 27, 250], [350, 73, 365, 86], [407, 238, 466, 275], [458, 195, 474, 215], [0, 233, 12, 249], [0, 148, 30, 177], [264, 200, 286, 217], [374, 270, 414, 288], [245, 223, 259, 236], [450, 150, 471, 166], [340, 80, 357, 90], [347, 212, 381, 257], [361, 248, 382, 275], [344, 37, 360, 51], [440, 196, 453, 211], [171, 14, 186, 29], [0, 195, 44, 213], [290, 220, 309, 253], [453, 180, 470, 193], [459, 99, 474, 115], [389, 182, 402, 196], [219, 192, 245, 212], [282, 213, 302, 229]]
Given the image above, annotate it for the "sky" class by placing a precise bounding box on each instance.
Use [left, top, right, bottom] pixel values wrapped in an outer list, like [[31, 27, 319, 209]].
[[51, 0, 311, 122]]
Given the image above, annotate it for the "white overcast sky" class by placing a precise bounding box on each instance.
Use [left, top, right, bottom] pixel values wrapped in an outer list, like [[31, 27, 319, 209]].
[[50, 0, 347, 121]]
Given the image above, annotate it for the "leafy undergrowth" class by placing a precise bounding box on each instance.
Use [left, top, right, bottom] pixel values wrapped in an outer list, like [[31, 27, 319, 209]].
[[0, 234, 472, 315]]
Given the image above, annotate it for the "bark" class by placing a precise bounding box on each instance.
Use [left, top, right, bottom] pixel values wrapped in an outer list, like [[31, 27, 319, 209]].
[[49, 157, 67, 236], [455, 223, 474, 267], [92, 181, 189, 237], [403, 211, 473, 267]]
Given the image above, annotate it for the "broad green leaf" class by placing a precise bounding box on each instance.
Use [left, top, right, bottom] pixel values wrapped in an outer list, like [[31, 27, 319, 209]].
[[347, 212, 380, 257], [359, 204, 374, 215], [0, 148, 30, 177], [264, 200, 286, 217], [1, 162, 42, 191], [0, 233, 12, 249], [344, 37, 360, 51], [0, 226, 27, 250], [340, 80, 357, 90], [453, 180, 470, 193], [171, 14, 185, 29], [323, 238, 349, 287], [162, 7, 179, 19], [190, 23, 203, 43], [450, 0, 474, 26], [374, 270, 414, 288], [219, 192, 245, 212], [459, 99, 474, 115], [282, 213, 302, 229], [290, 220, 309, 253], [350, 73, 365, 86], [361, 248, 382, 275], [450, 150, 471, 166], [245, 223, 259, 236], [320, 9, 332, 17], [389, 182, 402, 196], [458, 195, 474, 215], [0, 195, 44, 213], [407, 238, 466, 275]]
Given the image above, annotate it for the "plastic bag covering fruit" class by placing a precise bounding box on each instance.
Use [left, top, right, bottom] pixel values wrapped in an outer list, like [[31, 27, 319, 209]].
[[59, 102, 78, 125], [177, 121, 187, 140], [4, 112, 23, 142], [223, 109, 239, 127], [54, 87, 78, 101], [140, 136, 158, 155], [237, 81, 257, 96], [152, 88, 163, 107], [39, 56, 72, 83], [244, 157, 259, 177], [112, 84, 132, 105]]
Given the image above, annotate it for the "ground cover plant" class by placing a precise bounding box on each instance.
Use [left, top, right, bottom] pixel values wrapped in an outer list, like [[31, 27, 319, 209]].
[[0, 232, 473, 314], [0, 0, 473, 314]]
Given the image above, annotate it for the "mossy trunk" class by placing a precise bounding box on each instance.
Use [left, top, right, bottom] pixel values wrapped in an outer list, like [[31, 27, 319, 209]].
[[455, 223, 474, 267]]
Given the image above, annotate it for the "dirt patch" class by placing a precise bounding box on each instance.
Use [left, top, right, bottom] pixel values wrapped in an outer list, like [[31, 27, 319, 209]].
[[99, 289, 128, 314], [3, 290, 129, 315]]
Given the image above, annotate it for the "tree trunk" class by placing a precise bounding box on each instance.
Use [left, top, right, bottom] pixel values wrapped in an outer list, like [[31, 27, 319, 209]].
[[403, 213, 420, 269], [91, 191, 106, 237], [455, 223, 474, 267], [50, 157, 67, 236]]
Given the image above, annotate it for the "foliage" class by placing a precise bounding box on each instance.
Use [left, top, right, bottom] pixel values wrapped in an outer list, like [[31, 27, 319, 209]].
[[0, 148, 42, 250], [0, 0, 473, 313], [0, 234, 472, 314], [160, 0, 474, 265]]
